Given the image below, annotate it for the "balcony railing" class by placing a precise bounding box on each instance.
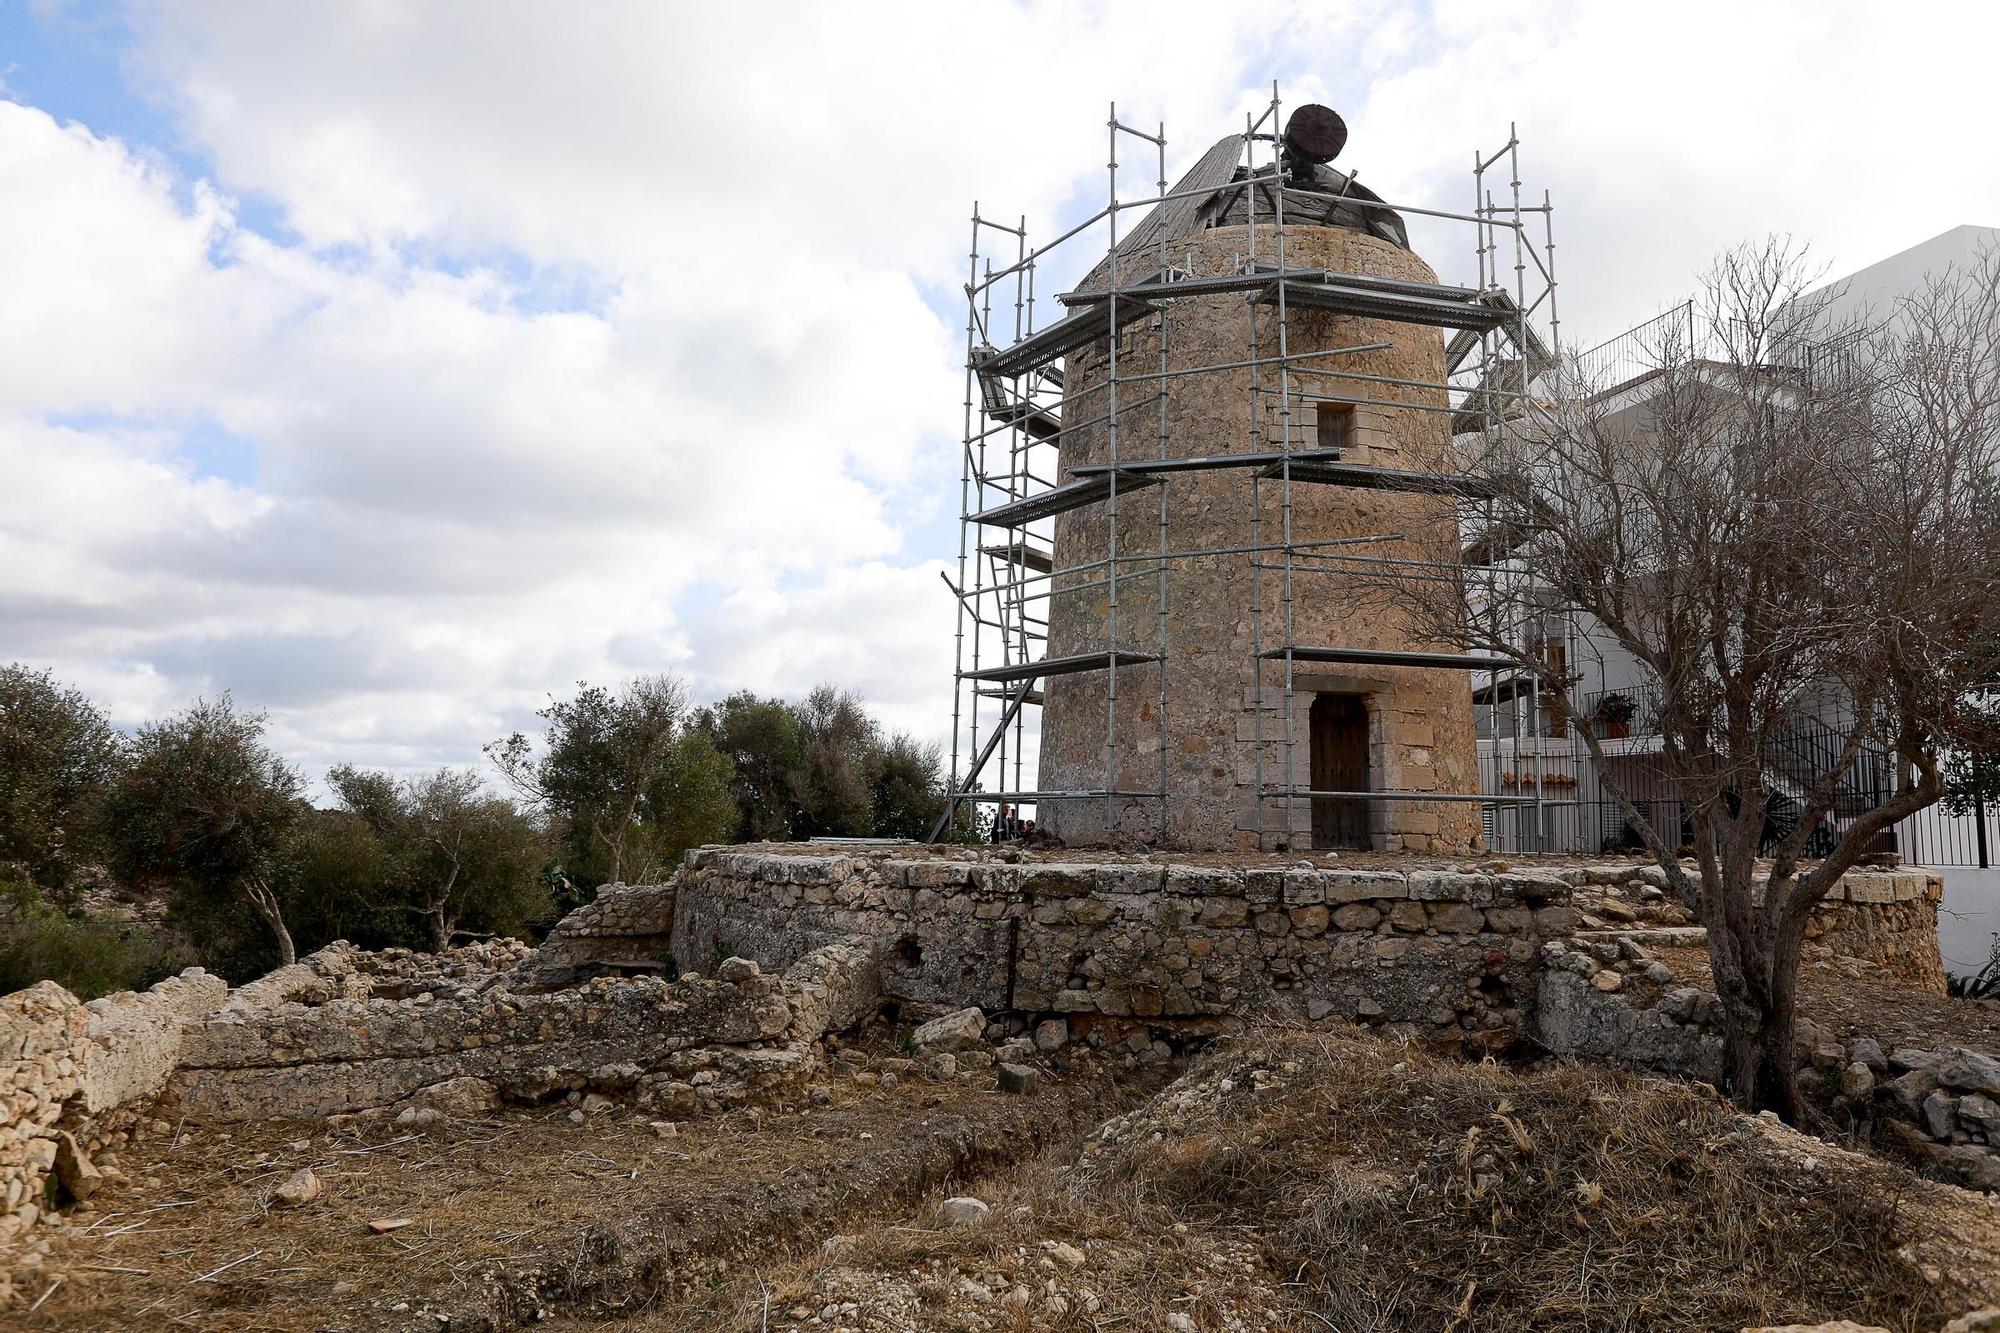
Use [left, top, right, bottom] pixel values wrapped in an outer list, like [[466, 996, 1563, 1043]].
[[1578, 686, 1659, 738]]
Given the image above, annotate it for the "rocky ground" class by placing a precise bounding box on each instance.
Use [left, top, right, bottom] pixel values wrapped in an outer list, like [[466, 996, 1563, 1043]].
[[12, 1011, 2000, 1333]]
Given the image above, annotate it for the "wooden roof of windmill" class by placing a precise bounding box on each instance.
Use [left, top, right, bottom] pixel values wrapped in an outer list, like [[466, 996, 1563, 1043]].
[[1075, 105, 1412, 295]]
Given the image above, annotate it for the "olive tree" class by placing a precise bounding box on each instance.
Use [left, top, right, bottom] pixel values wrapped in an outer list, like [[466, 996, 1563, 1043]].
[[0, 664, 124, 893], [102, 695, 304, 966], [487, 674, 735, 888], [329, 765, 549, 951], [1387, 238, 2000, 1116]]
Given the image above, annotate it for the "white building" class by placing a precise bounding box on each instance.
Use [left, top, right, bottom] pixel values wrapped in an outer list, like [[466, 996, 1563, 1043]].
[[1473, 225, 2000, 880]]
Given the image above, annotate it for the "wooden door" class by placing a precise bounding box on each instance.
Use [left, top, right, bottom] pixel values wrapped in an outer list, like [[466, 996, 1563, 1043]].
[[1310, 693, 1370, 849]]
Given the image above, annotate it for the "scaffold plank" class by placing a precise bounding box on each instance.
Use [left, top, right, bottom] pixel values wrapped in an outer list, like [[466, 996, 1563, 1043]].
[[1071, 448, 1342, 477], [1262, 787, 1552, 805], [974, 295, 1157, 380], [1250, 277, 1516, 332], [961, 649, 1163, 684], [955, 789, 1166, 802], [1253, 458, 1497, 498], [978, 542, 1054, 574], [976, 687, 1044, 705], [1256, 646, 1517, 670], [967, 472, 1161, 528]]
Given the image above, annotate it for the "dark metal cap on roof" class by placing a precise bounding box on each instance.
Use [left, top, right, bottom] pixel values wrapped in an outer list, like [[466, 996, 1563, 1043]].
[[1283, 104, 1348, 165]]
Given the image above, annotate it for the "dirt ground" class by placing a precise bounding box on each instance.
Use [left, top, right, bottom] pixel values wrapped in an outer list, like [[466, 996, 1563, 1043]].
[[17, 1027, 2000, 1333], [1657, 944, 2000, 1053], [15, 1062, 1137, 1332]]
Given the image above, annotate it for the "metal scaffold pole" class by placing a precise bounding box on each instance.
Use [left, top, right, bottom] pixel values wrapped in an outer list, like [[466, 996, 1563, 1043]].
[[932, 88, 1562, 855]]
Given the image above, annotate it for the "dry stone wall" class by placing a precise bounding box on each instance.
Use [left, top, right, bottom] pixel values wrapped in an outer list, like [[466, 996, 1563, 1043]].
[[0, 969, 226, 1243], [510, 881, 678, 988], [165, 939, 879, 1123], [1568, 861, 1946, 995], [1533, 929, 1999, 1192], [666, 847, 1946, 1048], [670, 847, 1575, 1052]]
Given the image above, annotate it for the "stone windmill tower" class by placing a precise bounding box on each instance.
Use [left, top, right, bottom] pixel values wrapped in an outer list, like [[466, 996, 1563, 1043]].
[[946, 102, 1542, 853]]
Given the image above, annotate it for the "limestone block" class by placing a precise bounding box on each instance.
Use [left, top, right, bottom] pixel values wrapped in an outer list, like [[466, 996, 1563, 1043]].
[[1844, 874, 1895, 905], [1408, 871, 1495, 905]]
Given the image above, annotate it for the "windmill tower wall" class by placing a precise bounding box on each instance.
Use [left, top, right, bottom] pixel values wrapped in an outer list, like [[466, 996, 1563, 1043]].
[[1036, 224, 1482, 852]]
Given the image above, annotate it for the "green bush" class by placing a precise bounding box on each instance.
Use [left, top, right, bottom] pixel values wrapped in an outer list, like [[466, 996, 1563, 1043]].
[[0, 870, 193, 1000]]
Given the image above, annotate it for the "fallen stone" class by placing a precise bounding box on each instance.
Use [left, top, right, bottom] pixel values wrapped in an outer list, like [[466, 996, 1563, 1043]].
[[394, 1106, 442, 1129], [715, 956, 761, 983], [1935, 1048, 2000, 1098], [1043, 1240, 1086, 1268], [648, 1121, 678, 1139], [414, 1076, 499, 1117], [1888, 1068, 1940, 1117], [1922, 1090, 1960, 1140], [1034, 1018, 1069, 1052], [1959, 1093, 2000, 1137], [1840, 1062, 1875, 1099], [368, 1217, 415, 1234], [1889, 1046, 1941, 1072], [51, 1132, 100, 1203], [1942, 1310, 2000, 1333], [940, 1196, 990, 1229], [997, 1062, 1041, 1095], [1930, 1143, 2000, 1192], [1589, 970, 1623, 992], [1848, 1036, 1887, 1071], [913, 1007, 988, 1054], [921, 1052, 958, 1080], [272, 1168, 321, 1207]]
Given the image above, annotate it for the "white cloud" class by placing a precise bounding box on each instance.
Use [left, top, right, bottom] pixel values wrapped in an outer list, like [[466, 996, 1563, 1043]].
[[5, 0, 1999, 795]]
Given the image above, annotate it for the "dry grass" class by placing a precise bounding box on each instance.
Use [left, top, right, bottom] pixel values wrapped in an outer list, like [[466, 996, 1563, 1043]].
[[1100, 1031, 1963, 1331], [23, 1028, 1996, 1331], [673, 1029, 1996, 1333]]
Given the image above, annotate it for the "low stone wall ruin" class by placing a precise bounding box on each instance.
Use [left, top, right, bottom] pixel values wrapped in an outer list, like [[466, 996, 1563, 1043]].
[[510, 880, 677, 989], [669, 848, 1579, 1053], [165, 939, 879, 1122], [0, 842, 1959, 1249], [1, 969, 227, 1243], [664, 846, 1945, 1040], [1533, 930, 2000, 1192]]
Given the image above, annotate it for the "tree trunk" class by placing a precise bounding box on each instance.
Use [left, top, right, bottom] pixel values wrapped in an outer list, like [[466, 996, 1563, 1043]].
[[427, 902, 451, 953], [1707, 913, 1804, 1120], [243, 875, 296, 968]]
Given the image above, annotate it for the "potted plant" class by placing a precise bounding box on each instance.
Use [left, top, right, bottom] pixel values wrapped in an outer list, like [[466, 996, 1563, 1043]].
[[1595, 692, 1636, 739]]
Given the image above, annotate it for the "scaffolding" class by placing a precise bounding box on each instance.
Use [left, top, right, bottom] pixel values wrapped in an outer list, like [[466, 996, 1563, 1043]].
[[932, 85, 1570, 850]]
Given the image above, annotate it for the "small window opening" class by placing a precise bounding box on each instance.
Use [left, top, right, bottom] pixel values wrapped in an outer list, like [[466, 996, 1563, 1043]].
[[1315, 401, 1354, 455]]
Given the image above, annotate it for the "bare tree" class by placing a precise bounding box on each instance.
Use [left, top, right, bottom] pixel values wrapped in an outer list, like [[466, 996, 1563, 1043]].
[[1383, 238, 2000, 1116]]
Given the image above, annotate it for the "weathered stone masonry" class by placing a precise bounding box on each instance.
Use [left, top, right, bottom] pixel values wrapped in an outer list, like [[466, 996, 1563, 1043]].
[[668, 847, 1945, 1044], [673, 848, 1577, 1051]]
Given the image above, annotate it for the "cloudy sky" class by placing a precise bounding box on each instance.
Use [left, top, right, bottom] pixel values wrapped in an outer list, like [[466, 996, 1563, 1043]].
[[4, 0, 1999, 788]]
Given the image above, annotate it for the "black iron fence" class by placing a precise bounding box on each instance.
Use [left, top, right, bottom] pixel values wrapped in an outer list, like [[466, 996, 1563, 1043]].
[[1480, 711, 1993, 867]]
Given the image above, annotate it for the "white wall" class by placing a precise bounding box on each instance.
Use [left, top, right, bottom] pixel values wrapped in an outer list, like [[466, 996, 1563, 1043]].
[[1937, 867, 2000, 981]]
